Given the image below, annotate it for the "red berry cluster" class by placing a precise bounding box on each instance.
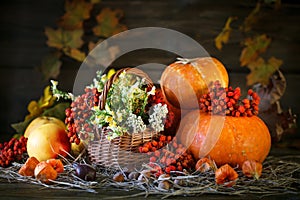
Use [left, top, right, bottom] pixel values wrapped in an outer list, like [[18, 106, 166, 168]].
[[199, 81, 260, 117], [139, 136, 196, 176], [0, 136, 27, 167], [65, 88, 100, 144]]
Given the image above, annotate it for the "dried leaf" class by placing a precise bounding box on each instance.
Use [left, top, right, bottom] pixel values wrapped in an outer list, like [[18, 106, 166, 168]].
[[90, 0, 101, 4], [240, 2, 261, 32], [63, 48, 86, 62], [214, 17, 236, 50], [58, 0, 93, 30], [240, 34, 271, 67], [247, 57, 282, 86], [45, 27, 84, 50], [38, 53, 62, 81], [253, 70, 286, 111], [93, 8, 127, 37], [259, 103, 297, 142]]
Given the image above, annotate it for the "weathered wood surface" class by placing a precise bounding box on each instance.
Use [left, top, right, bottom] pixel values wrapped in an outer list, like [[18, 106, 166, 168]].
[[0, 0, 299, 142], [0, 147, 299, 199]]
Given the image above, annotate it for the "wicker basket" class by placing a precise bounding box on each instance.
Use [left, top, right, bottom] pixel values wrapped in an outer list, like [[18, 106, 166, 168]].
[[88, 68, 157, 170]]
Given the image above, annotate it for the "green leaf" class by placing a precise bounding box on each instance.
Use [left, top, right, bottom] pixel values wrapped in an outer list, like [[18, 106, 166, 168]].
[[45, 27, 84, 49], [214, 17, 236, 50], [11, 116, 35, 134], [38, 53, 62, 81], [240, 34, 271, 67], [247, 57, 283, 86], [41, 102, 70, 121]]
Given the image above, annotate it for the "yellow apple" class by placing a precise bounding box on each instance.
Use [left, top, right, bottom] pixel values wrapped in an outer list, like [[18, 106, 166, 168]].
[[27, 123, 71, 161], [71, 141, 85, 157], [24, 116, 66, 138]]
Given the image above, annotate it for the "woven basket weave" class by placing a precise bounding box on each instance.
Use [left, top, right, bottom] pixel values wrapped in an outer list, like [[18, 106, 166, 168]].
[[88, 68, 157, 170]]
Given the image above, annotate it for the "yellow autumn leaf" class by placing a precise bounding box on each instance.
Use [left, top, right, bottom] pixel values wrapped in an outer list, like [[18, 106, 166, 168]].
[[58, 0, 93, 30], [240, 34, 271, 67], [25, 101, 42, 120], [240, 2, 261, 32], [38, 86, 56, 109], [246, 57, 283, 86], [64, 48, 86, 62], [93, 8, 127, 38], [214, 17, 236, 50], [45, 27, 84, 50]]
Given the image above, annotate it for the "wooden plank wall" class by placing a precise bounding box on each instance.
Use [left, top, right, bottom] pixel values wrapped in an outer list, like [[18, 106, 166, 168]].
[[0, 0, 299, 141]]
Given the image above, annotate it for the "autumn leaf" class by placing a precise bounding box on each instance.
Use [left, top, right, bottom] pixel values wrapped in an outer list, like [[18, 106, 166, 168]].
[[58, 0, 93, 30], [215, 17, 236, 50], [240, 2, 261, 32], [45, 27, 84, 50], [38, 53, 62, 80], [63, 48, 86, 62], [240, 34, 271, 67], [90, 0, 101, 4], [93, 8, 127, 38], [246, 57, 283, 86]]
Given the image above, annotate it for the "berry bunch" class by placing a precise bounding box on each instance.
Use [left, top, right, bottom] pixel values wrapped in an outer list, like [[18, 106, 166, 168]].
[[0, 136, 27, 167], [199, 81, 260, 117], [65, 88, 100, 144], [139, 136, 196, 176]]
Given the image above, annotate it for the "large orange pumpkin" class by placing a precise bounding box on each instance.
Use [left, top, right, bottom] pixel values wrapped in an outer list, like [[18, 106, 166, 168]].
[[160, 57, 229, 109], [178, 111, 271, 168]]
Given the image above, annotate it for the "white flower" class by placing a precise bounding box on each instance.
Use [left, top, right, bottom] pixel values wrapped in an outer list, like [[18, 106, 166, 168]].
[[149, 103, 168, 132], [126, 113, 146, 133], [50, 80, 58, 89], [147, 86, 156, 96]]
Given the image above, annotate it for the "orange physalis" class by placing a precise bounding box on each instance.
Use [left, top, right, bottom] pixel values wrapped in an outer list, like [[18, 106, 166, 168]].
[[215, 164, 238, 187], [242, 160, 263, 180]]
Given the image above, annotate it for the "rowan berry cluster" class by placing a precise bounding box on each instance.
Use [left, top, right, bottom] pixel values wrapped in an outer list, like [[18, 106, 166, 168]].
[[0, 136, 27, 167], [199, 81, 260, 117], [65, 87, 100, 144], [139, 136, 196, 176]]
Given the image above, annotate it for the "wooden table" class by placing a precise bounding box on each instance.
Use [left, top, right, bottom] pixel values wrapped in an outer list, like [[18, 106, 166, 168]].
[[0, 147, 299, 200]]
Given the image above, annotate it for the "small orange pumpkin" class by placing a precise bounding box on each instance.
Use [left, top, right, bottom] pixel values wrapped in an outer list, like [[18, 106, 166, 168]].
[[160, 57, 229, 109], [178, 111, 271, 168]]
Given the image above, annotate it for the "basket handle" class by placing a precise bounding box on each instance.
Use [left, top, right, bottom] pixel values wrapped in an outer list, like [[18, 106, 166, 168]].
[[99, 68, 154, 110]]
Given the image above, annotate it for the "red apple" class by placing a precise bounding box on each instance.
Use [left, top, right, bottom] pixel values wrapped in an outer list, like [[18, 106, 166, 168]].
[[27, 123, 71, 161], [24, 116, 66, 138]]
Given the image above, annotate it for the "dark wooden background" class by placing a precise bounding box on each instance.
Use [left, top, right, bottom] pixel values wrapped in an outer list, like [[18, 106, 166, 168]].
[[0, 0, 299, 142]]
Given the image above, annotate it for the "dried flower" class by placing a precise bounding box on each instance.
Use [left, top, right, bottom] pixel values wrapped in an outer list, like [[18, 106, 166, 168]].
[[91, 71, 168, 140]]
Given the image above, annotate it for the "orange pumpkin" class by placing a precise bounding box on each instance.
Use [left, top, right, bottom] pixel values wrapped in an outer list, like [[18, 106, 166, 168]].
[[160, 57, 229, 109], [178, 111, 271, 168]]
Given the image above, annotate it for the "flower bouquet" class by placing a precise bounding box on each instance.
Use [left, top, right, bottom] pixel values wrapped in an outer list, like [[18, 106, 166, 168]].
[[55, 67, 176, 170]]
